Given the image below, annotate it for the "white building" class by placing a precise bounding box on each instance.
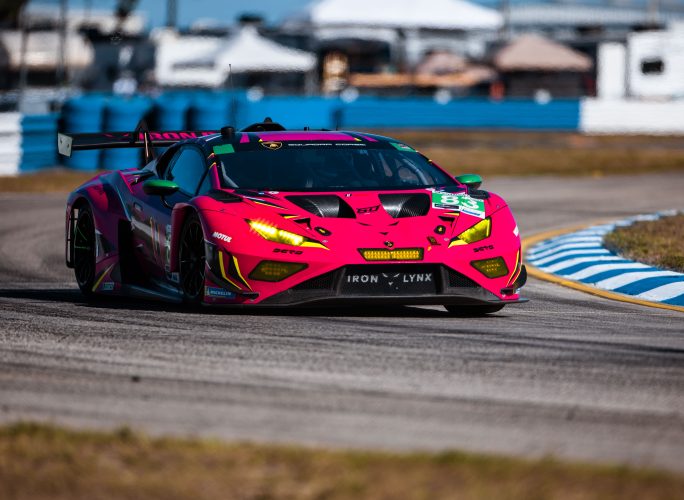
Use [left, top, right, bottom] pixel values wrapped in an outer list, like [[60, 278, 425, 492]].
[[597, 22, 684, 100], [285, 0, 502, 67]]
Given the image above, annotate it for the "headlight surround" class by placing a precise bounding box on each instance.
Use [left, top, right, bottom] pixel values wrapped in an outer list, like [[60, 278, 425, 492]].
[[247, 220, 306, 246], [449, 218, 491, 247]]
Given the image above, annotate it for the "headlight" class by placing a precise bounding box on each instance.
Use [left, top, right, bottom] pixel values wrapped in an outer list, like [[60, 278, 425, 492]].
[[359, 248, 423, 261], [471, 257, 508, 278], [249, 260, 308, 281], [247, 220, 306, 246], [449, 218, 491, 247]]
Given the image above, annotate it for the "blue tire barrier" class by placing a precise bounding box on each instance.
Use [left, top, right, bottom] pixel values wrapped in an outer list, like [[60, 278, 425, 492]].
[[51, 93, 590, 172], [62, 95, 106, 171], [101, 96, 153, 170], [154, 93, 191, 130], [238, 96, 341, 130], [20, 114, 59, 172], [340, 98, 581, 130], [189, 92, 232, 131]]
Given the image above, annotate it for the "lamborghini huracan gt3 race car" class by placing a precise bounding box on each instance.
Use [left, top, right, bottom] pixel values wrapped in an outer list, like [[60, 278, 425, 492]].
[[59, 120, 526, 314]]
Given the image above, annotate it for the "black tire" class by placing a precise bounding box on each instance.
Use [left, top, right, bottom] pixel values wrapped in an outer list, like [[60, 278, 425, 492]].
[[179, 212, 206, 305], [73, 204, 96, 297], [444, 304, 505, 316]]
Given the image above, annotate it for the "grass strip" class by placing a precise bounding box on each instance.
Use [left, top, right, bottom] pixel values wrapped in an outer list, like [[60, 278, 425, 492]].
[[604, 214, 684, 272], [0, 169, 95, 193], [1, 422, 682, 500], [382, 130, 684, 177]]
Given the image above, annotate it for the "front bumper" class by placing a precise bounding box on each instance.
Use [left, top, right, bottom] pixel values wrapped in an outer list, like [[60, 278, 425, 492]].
[[259, 263, 526, 307]]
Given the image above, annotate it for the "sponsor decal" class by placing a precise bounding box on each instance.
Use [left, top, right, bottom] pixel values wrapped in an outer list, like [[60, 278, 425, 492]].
[[165, 224, 172, 271], [104, 131, 217, 141], [473, 244, 494, 253], [212, 231, 232, 243], [205, 286, 236, 299], [260, 141, 282, 150], [345, 272, 433, 285], [390, 142, 416, 152], [356, 204, 380, 214], [273, 248, 303, 255], [431, 192, 486, 219], [101, 282, 115, 291], [213, 144, 235, 155]]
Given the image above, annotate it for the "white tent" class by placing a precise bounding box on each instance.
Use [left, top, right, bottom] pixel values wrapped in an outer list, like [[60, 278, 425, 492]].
[[155, 25, 316, 88], [301, 0, 502, 30], [216, 25, 316, 73]]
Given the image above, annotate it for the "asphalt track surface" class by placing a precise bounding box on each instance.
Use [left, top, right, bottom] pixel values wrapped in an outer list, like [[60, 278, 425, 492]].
[[1, 173, 683, 471]]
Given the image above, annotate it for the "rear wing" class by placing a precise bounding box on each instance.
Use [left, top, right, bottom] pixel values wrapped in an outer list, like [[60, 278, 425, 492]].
[[57, 129, 218, 157]]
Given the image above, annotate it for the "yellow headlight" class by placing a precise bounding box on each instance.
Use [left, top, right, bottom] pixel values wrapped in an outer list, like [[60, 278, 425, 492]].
[[248, 220, 305, 246], [449, 218, 491, 247], [359, 248, 423, 261], [471, 257, 508, 278], [248, 261, 308, 282]]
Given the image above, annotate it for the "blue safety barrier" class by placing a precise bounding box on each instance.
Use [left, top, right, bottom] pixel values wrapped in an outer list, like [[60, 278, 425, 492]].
[[339, 97, 581, 130], [154, 93, 192, 130], [25, 93, 584, 172], [20, 114, 59, 172], [237, 96, 341, 130], [189, 92, 233, 131], [101, 96, 154, 170], [62, 94, 106, 170]]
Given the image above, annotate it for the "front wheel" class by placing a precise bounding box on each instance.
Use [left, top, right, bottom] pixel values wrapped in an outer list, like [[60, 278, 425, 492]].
[[179, 212, 206, 305], [444, 304, 505, 316]]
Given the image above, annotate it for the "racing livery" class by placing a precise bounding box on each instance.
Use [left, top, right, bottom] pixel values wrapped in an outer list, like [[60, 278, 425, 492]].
[[60, 120, 526, 314]]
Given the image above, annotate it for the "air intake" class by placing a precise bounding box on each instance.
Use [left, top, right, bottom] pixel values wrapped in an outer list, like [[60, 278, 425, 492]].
[[379, 193, 430, 218], [286, 195, 356, 218]]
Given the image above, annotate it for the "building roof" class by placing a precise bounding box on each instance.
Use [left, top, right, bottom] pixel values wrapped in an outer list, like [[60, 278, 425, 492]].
[[509, 4, 681, 27], [299, 0, 502, 30], [494, 33, 593, 72]]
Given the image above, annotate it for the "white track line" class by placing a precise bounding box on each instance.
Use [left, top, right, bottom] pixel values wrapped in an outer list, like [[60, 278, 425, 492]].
[[636, 282, 684, 301], [595, 271, 681, 290]]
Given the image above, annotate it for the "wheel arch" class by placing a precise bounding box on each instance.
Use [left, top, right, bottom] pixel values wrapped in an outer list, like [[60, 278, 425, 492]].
[[66, 196, 92, 268], [169, 203, 206, 273]]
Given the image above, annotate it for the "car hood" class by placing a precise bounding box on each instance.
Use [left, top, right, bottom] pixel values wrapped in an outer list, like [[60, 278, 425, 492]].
[[197, 187, 511, 249]]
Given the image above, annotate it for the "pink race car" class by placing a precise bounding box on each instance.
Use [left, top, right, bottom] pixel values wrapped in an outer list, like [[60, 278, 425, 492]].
[[60, 119, 526, 315]]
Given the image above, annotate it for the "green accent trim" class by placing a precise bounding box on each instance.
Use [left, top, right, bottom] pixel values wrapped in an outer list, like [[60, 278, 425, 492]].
[[143, 179, 180, 197], [456, 174, 482, 188], [213, 144, 235, 155], [390, 142, 416, 152]]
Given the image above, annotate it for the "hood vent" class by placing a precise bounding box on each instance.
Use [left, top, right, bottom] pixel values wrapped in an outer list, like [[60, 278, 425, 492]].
[[286, 195, 356, 218], [379, 193, 430, 218]]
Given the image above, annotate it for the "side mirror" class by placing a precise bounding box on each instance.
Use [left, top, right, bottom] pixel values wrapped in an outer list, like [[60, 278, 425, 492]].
[[456, 173, 482, 190], [143, 179, 180, 196]]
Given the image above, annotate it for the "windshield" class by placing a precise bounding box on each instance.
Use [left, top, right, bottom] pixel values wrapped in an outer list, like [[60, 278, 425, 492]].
[[217, 144, 456, 191]]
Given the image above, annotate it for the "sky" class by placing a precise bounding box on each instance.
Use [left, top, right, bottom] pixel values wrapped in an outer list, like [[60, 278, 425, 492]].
[[29, 0, 322, 28], [26, 0, 682, 30]]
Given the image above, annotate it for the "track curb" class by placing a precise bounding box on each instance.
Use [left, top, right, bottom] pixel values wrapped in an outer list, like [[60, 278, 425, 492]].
[[521, 219, 684, 313]]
